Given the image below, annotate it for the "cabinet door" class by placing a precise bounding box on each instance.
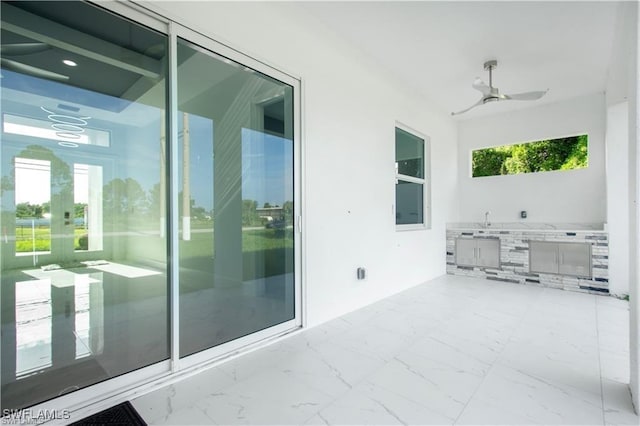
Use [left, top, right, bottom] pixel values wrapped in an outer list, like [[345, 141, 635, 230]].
[[456, 238, 477, 266], [529, 241, 558, 274], [558, 243, 591, 277], [476, 239, 500, 268]]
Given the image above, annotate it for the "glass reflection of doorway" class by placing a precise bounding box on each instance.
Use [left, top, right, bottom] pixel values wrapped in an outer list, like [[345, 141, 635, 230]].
[[13, 159, 103, 260], [1, 1, 170, 411]]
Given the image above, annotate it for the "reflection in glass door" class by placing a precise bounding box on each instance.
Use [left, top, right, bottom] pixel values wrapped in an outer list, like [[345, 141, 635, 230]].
[[14, 157, 51, 259], [1, 0, 300, 414], [176, 38, 296, 357], [1, 1, 169, 410]]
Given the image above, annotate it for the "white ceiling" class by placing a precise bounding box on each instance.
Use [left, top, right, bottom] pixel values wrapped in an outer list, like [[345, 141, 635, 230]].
[[294, 1, 621, 120]]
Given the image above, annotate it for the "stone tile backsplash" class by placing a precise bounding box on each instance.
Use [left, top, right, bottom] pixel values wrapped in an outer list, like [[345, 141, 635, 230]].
[[446, 227, 609, 295]]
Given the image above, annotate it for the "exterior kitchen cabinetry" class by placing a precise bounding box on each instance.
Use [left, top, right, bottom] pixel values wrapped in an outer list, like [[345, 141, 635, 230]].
[[529, 241, 591, 278], [455, 238, 500, 268]]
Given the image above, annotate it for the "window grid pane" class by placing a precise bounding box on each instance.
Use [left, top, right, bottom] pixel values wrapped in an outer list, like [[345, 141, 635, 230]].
[[395, 126, 426, 227], [395, 127, 424, 179]]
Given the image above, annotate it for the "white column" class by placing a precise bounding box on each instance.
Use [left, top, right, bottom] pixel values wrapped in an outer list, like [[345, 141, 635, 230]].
[[87, 165, 103, 251], [182, 112, 191, 241]]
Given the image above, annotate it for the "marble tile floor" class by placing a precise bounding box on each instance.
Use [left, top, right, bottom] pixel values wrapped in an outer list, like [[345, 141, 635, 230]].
[[132, 275, 638, 425]]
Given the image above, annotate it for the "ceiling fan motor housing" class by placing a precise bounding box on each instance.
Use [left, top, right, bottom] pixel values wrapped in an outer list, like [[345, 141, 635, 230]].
[[483, 59, 498, 71]]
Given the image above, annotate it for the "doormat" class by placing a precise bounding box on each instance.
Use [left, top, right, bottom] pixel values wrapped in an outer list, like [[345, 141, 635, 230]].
[[70, 401, 146, 426]]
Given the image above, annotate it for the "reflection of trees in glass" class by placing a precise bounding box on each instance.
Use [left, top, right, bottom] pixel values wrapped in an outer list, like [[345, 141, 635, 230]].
[[16, 202, 44, 218], [148, 182, 162, 219], [103, 178, 148, 216], [75, 203, 87, 218], [243, 199, 258, 226], [282, 200, 293, 224], [148, 182, 210, 222], [472, 135, 588, 177]]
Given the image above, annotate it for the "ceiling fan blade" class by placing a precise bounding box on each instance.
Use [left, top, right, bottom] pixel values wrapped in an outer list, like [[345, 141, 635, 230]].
[[451, 97, 485, 116], [472, 77, 490, 95], [1, 43, 51, 56], [503, 90, 547, 101], [1, 58, 69, 81]]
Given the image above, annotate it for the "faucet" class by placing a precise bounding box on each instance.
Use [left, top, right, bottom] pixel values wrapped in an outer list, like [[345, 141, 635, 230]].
[[484, 211, 491, 228]]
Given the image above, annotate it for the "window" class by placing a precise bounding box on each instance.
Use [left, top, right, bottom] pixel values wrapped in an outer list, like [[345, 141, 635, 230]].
[[395, 125, 429, 228], [472, 134, 588, 177]]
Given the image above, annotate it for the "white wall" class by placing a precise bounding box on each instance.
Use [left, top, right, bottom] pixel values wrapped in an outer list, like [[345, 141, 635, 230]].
[[145, 1, 458, 326], [456, 93, 606, 224], [605, 0, 639, 411], [606, 102, 630, 297]]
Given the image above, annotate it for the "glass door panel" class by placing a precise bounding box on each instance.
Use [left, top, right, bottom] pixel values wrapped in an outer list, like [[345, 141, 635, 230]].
[[1, 1, 169, 410], [14, 157, 51, 258], [177, 38, 295, 357]]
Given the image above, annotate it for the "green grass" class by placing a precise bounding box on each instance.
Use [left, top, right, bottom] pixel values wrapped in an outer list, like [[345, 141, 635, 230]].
[[242, 228, 294, 252], [16, 226, 293, 255], [15, 226, 88, 252]]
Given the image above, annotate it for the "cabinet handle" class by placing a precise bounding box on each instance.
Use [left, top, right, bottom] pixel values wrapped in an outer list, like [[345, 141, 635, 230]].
[[478, 248, 482, 258]]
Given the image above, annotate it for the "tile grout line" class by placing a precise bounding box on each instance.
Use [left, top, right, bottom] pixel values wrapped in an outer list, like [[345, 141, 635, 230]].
[[452, 285, 543, 425], [594, 296, 607, 426]]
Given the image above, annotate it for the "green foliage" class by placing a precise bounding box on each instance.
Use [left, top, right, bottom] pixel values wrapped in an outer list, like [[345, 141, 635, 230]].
[[471, 148, 509, 177], [77, 233, 89, 250], [75, 203, 87, 218], [103, 178, 148, 216], [16, 202, 44, 219], [472, 135, 588, 177], [242, 199, 259, 226], [282, 200, 294, 224]]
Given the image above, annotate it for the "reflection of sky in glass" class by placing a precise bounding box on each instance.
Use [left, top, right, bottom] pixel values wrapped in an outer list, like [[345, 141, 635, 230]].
[[14, 158, 50, 205], [74, 164, 88, 204], [178, 119, 293, 210], [242, 128, 293, 207]]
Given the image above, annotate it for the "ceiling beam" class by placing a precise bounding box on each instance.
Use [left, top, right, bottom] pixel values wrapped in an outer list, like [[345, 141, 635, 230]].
[[1, 3, 161, 79]]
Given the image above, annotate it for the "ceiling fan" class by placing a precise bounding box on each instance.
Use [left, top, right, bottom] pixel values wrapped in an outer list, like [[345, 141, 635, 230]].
[[1, 42, 70, 81], [451, 60, 548, 116]]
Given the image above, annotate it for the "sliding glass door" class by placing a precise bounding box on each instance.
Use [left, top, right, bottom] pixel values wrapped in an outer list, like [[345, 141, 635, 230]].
[[176, 38, 295, 357], [1, 0, 300, 412]]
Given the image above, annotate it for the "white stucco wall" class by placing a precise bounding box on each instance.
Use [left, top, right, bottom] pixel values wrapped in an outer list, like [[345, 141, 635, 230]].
[[605, 0, 639, 412], [456, 93, 606, 224], [144, 1, 458, 326], [606, 101, 630, 297]]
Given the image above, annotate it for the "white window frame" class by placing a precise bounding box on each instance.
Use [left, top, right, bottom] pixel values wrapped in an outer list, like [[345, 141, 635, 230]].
[[395, 122, 430, 231]]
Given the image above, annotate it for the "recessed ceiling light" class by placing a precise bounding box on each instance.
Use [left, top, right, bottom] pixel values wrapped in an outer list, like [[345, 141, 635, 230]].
[[62, 59, 77, 67]]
